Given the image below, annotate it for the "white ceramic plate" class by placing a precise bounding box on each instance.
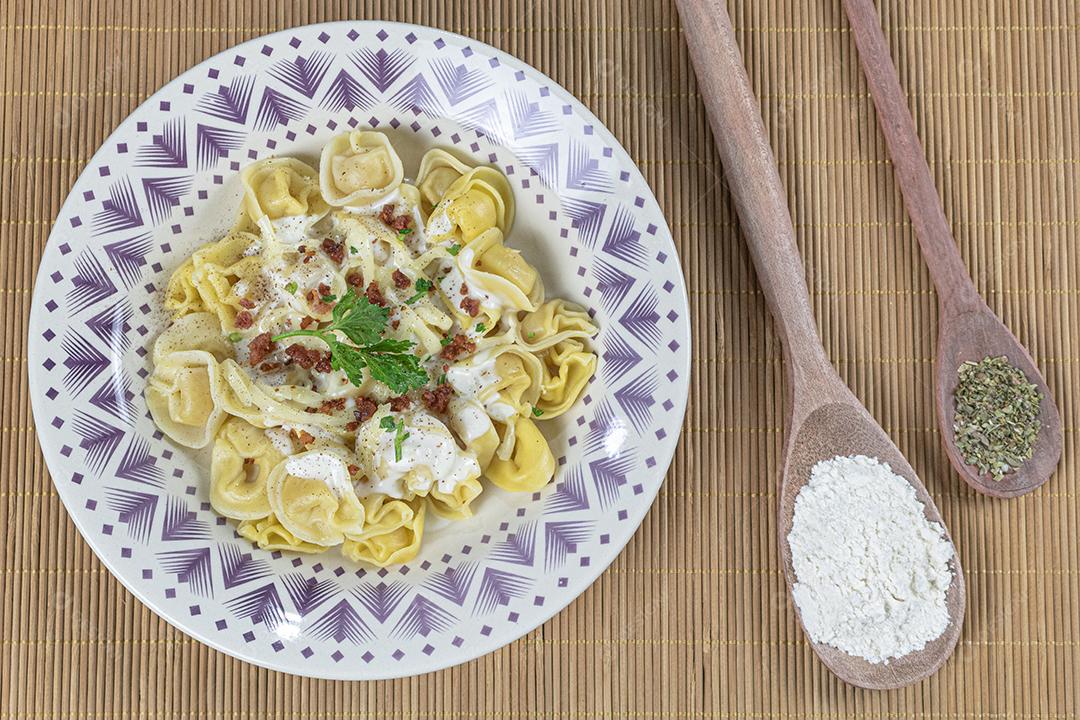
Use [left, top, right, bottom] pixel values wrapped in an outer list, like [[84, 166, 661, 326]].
[[28, 21, 690, 679]]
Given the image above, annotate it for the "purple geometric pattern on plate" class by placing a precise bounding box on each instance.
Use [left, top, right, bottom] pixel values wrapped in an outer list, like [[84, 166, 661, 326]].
[[104, 234, 153, 288], [160, 497, 209, 541], [430, 58, 492, 106], [159, 547, 213, 596], [321, 69, 375, 112], [196, 124, 245, 170], [142, 177, 192, 224], [72, 411, 124, 473], [351, 47, 413, 93], [614, 368, 658, 434], [424, 563, 476, 607], [93, 179, 145, 235], [197, 75, 255, 124], [226, 582, 285, 627], [29, 22, 690, 680], [310, 599, 373, 644], [353, 581, 408, 624], [136, 118, 189, 168], [219, 544, 271, 589], [490, 522, 537, 567], [62, 332, 110, 394], [115, 437, 162, 486], [282, 573, 340, 617], [268, 51, 332, 99], [393, 594, 455, 638], [545, 467, 591, 515], [85, 300, 133, 352], [105, 488, 158, 543], [474, 567, 530, 615], [544, 521, 592, 571], [68, 252, 118, 314], [255, 86, 309, 131]]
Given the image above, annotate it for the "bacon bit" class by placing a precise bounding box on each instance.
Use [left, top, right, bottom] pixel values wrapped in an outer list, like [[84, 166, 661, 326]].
[[298, 245, 307, 254], [305, 406, 318, 414], [345, 421, 360, 432], [391, 319, 400, 330], [440, 333, 476, 361], [284, 343, 322, 370], [390, 213, 412, 231], [259, 362, 280, 372], [243, 457, 254, 465], [235, 310, 254, 329], [318, 398, 347, 414], [238, 298, 256, 309], [389, 396, 412, 412], [248, 332, 275, 366], [459, 283, 469, 296], [299, 316, 317, 329], [347, 464, 360, 476], [460, 296, 480, 317], [365, 281, 387, 307], [422, 384, 454, 414], [315, 352, 333, 374], [294, 430, 315, 446], [321, 237, 345, 264], [379, 204, 396, 226], [392, 270, 411, 289], [354, 397, 378, 424], [306, 288, 333, 315], [318, 283, 331, 296], [346, 271, 364, 292]]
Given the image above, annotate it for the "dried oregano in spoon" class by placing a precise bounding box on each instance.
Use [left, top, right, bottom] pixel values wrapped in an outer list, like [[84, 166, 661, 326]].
[[953, 356, 1043, 481]]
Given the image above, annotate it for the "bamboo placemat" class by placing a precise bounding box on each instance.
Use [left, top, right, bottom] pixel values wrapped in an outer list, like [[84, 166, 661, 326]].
[[3, 0, 1078, 717]]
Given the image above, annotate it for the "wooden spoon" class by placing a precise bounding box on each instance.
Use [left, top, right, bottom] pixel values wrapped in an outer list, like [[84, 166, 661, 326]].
[[841, 0, 1062, 498], [674, 0, 965, 689]]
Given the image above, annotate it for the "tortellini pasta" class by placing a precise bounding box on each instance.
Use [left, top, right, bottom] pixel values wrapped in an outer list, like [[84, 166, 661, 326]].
[[265, 449, 366, 546], [210, 418, 282, 520], [486, 417, 556, 492], [150, 134, 599, 566], [319, 130, 404, 206], [241, 157, 327, 223], [535, 339, 598, 419], [146, 350, 227, 449]]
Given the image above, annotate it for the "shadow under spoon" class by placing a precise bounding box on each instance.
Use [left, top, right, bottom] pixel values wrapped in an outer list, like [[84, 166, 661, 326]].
[[674, 0, 966, 689], [841, 0, 1062, 498]]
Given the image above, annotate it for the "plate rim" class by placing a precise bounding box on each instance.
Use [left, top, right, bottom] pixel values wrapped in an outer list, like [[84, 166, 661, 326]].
[[28, 19, 692, 680]]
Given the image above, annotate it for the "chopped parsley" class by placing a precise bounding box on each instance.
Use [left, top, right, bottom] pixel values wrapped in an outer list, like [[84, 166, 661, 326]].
[[527, 331, 536, 339], [270, 288, 428, 394], [440, 335, 453, 347], [447, 243, 461, 256], [381, 416, 409, 462], [227, 331, 243, 343], [532, 407, 544, 417], [349, 245, 358, 254], [405, 278, 434, 304], [284, 281, 298, 295], [474, 323, 487, 334], [399, 227, 413, 236], [437, 373, 447, 385], [321, 293, 336, 303]]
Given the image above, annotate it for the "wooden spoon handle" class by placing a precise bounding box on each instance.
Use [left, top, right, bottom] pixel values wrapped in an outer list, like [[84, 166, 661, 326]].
[[674, 0, 828, 376], [841, 0, 979, 308]]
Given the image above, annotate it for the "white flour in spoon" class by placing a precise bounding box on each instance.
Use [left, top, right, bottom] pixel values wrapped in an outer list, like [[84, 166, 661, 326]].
[[787, 454, 955, 664]]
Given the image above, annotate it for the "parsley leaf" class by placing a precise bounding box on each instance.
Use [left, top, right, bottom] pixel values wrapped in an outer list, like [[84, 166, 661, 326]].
[[474, 323, 486, 333], [394, 420, 410, 462], [532, 407, 544, 417], [447, 243, 461, 256], [227, 331, 243, 343], [271, 288, 428, 394], [284, 281, 298, 295], [405, 278, 434, 304], [380, 415, 397, 432]]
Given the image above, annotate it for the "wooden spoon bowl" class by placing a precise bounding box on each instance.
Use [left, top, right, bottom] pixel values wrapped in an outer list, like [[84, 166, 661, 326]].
[[674, 0, 967, 688], [935, 301, 1062, 498], [780, 400, 966, 689]]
